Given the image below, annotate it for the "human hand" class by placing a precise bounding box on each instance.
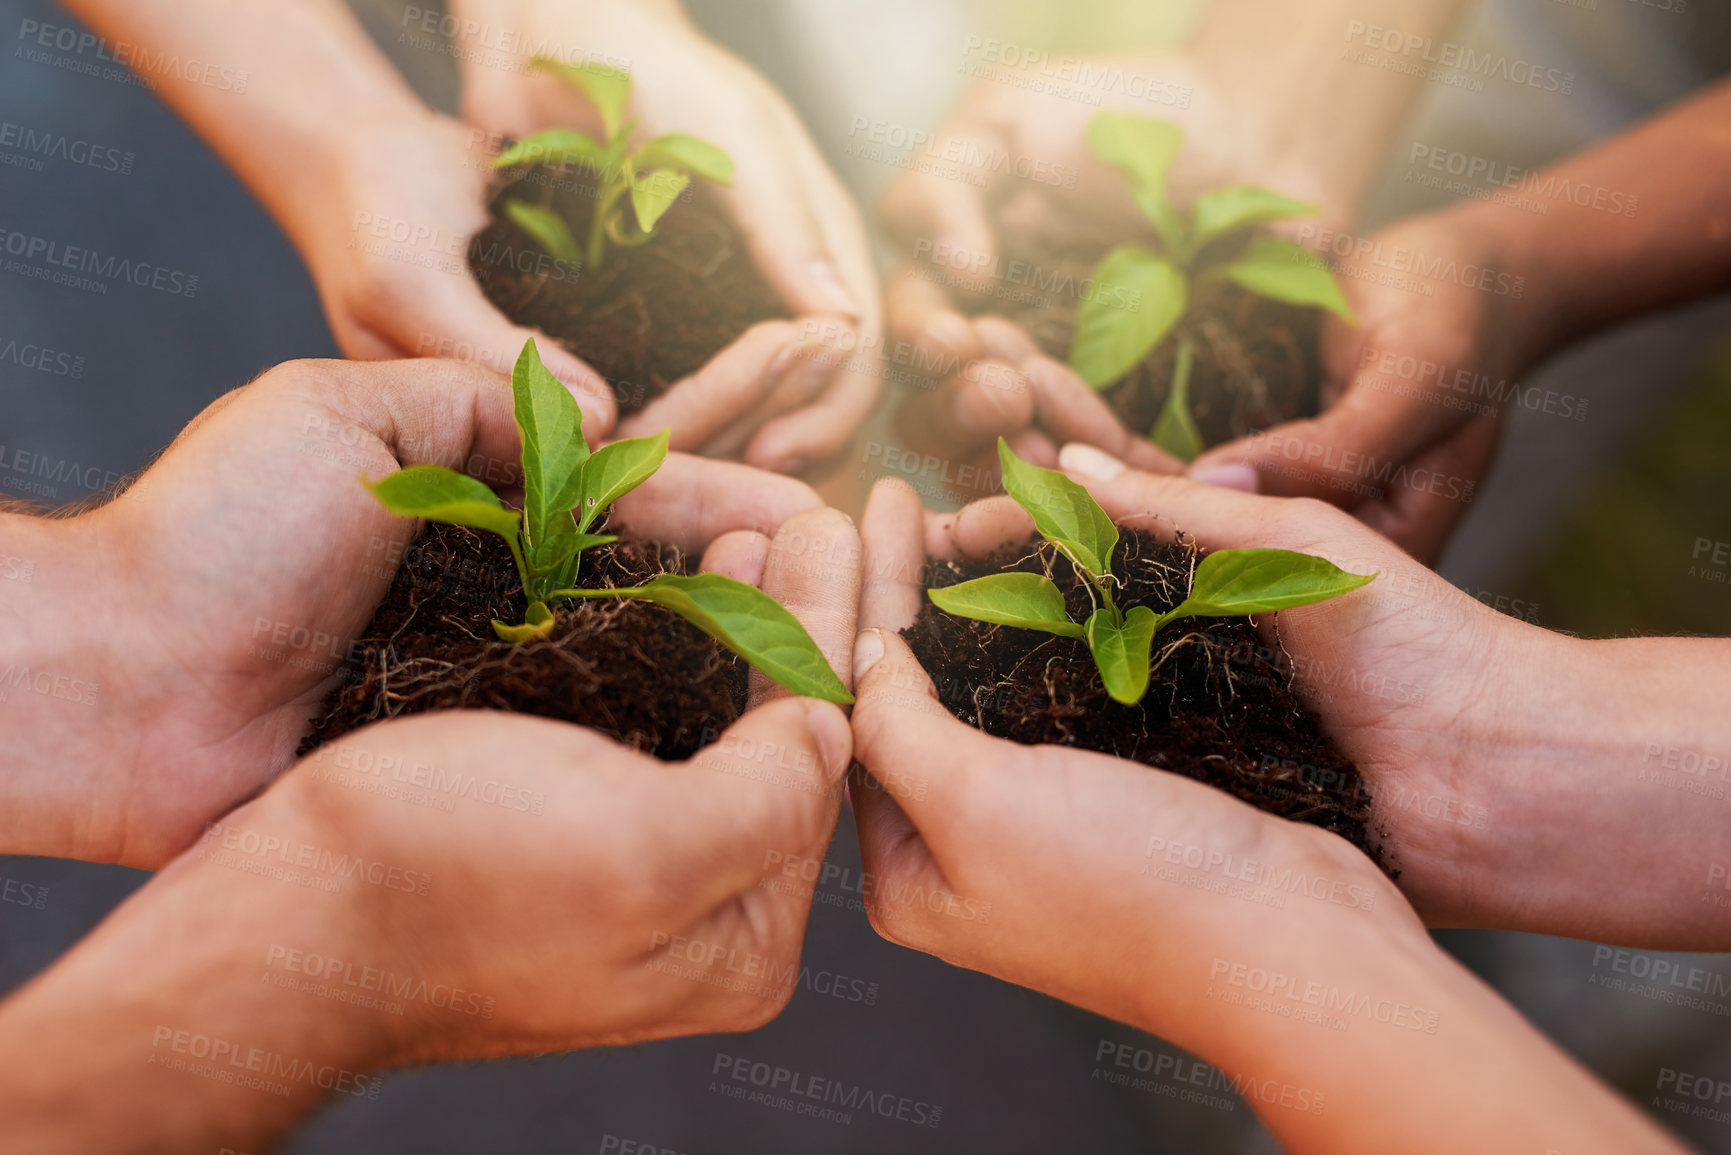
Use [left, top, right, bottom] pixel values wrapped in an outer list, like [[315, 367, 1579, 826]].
[[954, 450, 1731, 949], [452, 0, 882, 474], [876, 53, 1335, 481], [1188, 204, 1534, 562], [0, 507, 861, 1153], [845, 476, 1680, 1155], [0, 358, 822, 868]]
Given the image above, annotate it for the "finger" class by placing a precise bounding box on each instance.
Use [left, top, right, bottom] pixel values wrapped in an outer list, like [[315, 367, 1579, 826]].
[[973, 317, 1040, 364], [1353, 418, 1499, 564], [1019, 355, 1183, 475], [859, 479, 928, 633], [700, 530, 771, 585], [750, 508, 861, 707], [613, 321, 807, 451], [877, 119, 1003, 298], [743, 348, 884, 476], [884, 265, 985, 367], [379, 276, 619, 443], [679, 697, 852, 900], [311, 358, 522, 482], [949, 494, 1035, 561], [607, 453, 822, 555], [892, 359, 1034, 461], [785, 120, 881, 329]]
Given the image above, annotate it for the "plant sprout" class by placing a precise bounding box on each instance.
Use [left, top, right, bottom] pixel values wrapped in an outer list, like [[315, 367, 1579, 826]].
[[492, 58, 734, 270], [927, 440, 1375, 706], [365, 338, 851, 705], [1070, 113, 1356, 461]]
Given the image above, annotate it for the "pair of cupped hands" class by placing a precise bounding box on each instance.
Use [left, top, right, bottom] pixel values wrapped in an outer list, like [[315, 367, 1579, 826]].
[[9, 344, 1701, 1153]]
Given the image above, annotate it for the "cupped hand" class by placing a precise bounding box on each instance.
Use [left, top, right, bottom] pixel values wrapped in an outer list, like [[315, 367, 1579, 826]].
[[876, 52, 1328, 478], [14, 358, 822, 868], [453, 0, 881, 475], [1189, 205, 1532, 562]]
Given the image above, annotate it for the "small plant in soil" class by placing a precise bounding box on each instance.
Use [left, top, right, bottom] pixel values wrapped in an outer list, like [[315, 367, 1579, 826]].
[[1071, 113, 1356, 460], [929, 441, 1375, 704], [364, 337, 850, 704], [493, 58, 734, 271], [471, 62, 786, 415]]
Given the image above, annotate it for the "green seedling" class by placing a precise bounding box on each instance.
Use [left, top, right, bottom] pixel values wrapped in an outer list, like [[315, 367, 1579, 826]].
[[927, 440, 1375, 706], [365, 338, 851, 705], [1069, 113, 1355, 461], [492, 58, 734, 270]]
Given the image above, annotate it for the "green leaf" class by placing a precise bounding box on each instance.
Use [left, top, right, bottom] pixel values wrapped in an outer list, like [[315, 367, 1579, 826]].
[[630, 169, 691, 234], [511, 338, 590, 550], [634, 134, 734, 184], [1150, 339, 1204, 463], [927, 574, 1084, 637], [502, 199, 581, 266], [1165, 549, 1376, 623], [558, 574, 853, 704], [1088, 113, 1183, 202], [1069, 245, 1187, 390], [1085, 605, 1159, 706], [566, 430, 668, 533], [493, 601, 556, 644], [533, 532, 617, 575], [492, 128, 608, 171], [997, 439, 1118, 580], [1190, 186, 1318, 249], [365, 465, 521, 540], [1216, 239, 1356, 322], [1134, 186, 1188, 256], [531, 57, 631, 140]]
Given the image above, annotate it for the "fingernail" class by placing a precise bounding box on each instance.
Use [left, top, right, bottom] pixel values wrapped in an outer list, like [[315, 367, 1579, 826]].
[[808, 259, 861, 318], [926, 313, 975, 358], [1058, 443, 1125, 482], [852, 627, 885, 683], [800, 699, 853, 780], [1190, 462, 1261, 493]]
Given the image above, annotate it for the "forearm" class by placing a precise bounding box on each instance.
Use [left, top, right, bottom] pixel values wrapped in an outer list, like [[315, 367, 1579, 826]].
[[57, 0, 430, 259], [1438, 630, 1731, 947], [1471, 79, 1731, 372], [1186, 0, 1472, 217], [0, 797, 386, 1152]]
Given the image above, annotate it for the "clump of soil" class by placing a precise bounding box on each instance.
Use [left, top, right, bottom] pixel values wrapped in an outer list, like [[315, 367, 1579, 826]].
[[902, 528, 1377, 856], [469, 160, 788, 415], [979, 234, 1322, 447], [300, 522, 745, 761]]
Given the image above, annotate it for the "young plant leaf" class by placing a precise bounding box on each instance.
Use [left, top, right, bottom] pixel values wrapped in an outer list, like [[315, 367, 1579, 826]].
[[493, 129, 608, 172], [634, 134, 734, 184], [1190, 187, 1318, 250], [493, 601, 556, 644], [1069, 245, 1187, 390], [533, 532, 617, 576], [531, 58, 631, 140], [557, 574, 854, 704], [502, 199, 581, 266], [1216, 239, 1355, 322], [1164, 548, 1376, 622], [1087, 113, 1183, 201], [630, 169, 691, 234], [927, 574, 1084, 638], [365, 465, 522, 541], [997, 439, 1118, 580], [511, 338, 590, 549], [1150, 338, 1205, 463], [568, 430, 669, 533], [1085, 605, 1159, 706]]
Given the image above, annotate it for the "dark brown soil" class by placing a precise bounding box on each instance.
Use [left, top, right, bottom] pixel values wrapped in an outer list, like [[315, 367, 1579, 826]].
[[469, 159, 788, 415], [299, 522, 746, 761], [902, 528, 1378, 857], [975, 234, 1322, 448]]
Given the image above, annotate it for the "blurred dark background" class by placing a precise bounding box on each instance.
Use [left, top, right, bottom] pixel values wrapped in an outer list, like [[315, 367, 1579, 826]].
[[3, 0, 1729, 1150]]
